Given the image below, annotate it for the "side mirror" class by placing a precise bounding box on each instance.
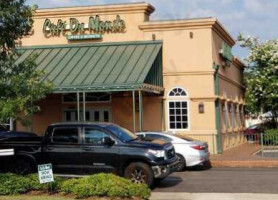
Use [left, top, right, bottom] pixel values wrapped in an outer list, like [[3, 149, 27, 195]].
[[102, 137, 115, 146]]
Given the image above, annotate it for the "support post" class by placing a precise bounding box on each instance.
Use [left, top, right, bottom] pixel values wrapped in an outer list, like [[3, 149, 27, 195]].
[[77, 92, 80, 122], [139, 90, 143, 131], [132, 91, 136, 133], [83, 92, 86, 122], [9, 118, 14, 131]]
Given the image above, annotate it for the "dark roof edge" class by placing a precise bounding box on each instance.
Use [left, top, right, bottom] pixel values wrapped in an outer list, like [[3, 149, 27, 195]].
[[36, 2, 148, 10], [17, 40, 163, 50]]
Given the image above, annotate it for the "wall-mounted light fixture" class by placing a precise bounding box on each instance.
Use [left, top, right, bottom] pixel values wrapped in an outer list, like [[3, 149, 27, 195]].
[[198, 102, 204, 114], [152, 34, 156, 41], [190, 32, 193, 39]]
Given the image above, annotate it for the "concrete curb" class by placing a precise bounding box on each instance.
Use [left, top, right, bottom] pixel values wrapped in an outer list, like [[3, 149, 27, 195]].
[[150, 192, 278, 200], [211, 160, 278, 168]]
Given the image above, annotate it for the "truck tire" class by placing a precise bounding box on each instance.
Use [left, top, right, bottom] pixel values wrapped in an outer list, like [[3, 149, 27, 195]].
[[124, 162, 154, 187], [176, 154, 186, 172], [13, 159, 34, 175]]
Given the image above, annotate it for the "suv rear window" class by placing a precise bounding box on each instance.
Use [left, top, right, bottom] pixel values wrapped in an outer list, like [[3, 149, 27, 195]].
[[52, 128, 79, 144]]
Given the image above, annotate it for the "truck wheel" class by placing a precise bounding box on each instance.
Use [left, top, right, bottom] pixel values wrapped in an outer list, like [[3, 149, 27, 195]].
[[176, 154, 186, 172], [124, 162, 154, 187], [13, 159, 34, 175]]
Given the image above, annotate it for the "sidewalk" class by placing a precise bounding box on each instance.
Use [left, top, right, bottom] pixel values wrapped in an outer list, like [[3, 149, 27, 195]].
[[211, 143, 278, 168], [151, 192, 278, 200]]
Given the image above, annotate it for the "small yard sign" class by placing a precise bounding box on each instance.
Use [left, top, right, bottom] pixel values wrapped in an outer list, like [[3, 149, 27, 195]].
[[38, 164, 54, 184]]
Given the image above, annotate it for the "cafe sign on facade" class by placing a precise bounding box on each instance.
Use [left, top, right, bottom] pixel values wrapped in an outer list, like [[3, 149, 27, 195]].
[[43, 15, 125, 40]]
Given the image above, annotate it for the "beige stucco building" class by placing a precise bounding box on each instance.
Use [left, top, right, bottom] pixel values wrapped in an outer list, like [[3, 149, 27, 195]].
[[15, 2, 245, 154]]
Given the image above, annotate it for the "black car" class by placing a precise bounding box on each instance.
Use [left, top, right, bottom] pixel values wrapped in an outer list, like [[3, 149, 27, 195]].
[[0, 122, 178, 187]]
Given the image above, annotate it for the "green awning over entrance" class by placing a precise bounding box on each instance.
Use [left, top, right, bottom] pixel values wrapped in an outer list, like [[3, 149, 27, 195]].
[[16, 41, 163, 93]]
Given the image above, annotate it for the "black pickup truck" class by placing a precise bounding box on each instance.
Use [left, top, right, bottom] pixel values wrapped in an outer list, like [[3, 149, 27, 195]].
[[0, 122, 178, 186]]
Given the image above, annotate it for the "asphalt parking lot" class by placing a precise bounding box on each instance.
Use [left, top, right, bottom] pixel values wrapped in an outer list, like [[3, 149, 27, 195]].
[[153, 167, 278, 193]]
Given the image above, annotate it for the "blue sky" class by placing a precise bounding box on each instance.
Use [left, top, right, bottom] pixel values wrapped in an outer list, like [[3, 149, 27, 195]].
[[25, 0, 278, 59]]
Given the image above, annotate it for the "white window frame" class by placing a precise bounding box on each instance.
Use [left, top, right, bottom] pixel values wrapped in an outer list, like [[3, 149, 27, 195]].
[[167, 87, 190, 131], [1, 119, 13, 131]]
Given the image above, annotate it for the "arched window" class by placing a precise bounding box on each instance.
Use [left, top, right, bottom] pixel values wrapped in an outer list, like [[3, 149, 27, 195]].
[[168, 87, 187, 97], [168, 87, 189, 130]]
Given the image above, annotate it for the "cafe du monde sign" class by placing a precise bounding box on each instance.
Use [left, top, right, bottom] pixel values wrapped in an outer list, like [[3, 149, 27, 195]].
[[43, 15, 125, 41]]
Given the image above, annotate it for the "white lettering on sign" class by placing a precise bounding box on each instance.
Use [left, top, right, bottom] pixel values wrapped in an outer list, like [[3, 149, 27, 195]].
[[38, 164, 54, 184]]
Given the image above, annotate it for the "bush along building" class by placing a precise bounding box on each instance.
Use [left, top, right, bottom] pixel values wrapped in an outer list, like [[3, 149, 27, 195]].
[[14, 2, 245, 154]]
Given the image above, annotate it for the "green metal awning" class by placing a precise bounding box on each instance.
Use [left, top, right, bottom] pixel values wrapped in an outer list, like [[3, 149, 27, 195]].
[[16, 41, 164, 94]]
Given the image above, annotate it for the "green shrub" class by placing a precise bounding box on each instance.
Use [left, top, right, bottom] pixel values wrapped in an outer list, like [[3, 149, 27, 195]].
[[264, 129, 278, 145], [27, 174, 64, 193], [0, 173, 151, 199], [60, 173, 151, 199], [0, 173, 29, 195]]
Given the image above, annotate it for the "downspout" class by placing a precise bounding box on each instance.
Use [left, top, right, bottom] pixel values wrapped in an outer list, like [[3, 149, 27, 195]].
[[214, 63, 222, 153]]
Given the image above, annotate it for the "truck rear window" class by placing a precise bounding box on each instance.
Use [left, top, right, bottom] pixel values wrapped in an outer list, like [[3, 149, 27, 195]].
[[52, 128, 79, 144]]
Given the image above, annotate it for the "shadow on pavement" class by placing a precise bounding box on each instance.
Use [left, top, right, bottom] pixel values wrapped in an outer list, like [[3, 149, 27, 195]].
[[152, 176, 183, 190]]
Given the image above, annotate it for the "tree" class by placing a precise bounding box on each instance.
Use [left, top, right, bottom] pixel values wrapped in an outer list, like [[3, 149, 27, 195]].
[[238, 35, 278, 127], [0, 0, 52, 127]]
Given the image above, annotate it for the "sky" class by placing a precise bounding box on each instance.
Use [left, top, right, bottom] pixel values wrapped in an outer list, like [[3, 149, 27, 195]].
[[25, 0, 278, 59]]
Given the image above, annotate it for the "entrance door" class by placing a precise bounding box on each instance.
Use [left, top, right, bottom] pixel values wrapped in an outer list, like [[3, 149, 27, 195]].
[[81, 127, 119, 174], [63, 108, 111, 122]]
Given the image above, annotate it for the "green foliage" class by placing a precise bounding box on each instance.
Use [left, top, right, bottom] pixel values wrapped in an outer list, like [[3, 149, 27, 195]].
[[0, 173, 29, 195], [60, 173, 151, 199], [0, 0, 52, 126], [0, 0, 36, 57], [28, 174, 63, 193], [238, 35, 278, 127], [0, 173, 151, 199], [264, 129, 278, 145]]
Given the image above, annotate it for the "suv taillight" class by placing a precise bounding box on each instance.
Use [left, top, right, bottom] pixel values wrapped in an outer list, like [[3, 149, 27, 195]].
[[190, 145, 206, 150]]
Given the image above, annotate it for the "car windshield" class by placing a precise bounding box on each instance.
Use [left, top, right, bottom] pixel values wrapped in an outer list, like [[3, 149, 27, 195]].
[[106, 124, 138, 142]]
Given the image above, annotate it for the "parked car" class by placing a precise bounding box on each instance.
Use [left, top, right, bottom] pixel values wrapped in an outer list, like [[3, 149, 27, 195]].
[[0, 123, 178, 187], [136, 132, 210, 171]]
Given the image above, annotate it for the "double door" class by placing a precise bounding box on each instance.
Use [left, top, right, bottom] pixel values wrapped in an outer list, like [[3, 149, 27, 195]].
[[63, 108, 111, 122]]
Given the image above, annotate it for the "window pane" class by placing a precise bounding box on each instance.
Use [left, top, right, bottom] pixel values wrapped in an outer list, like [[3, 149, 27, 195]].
[[170, 116, 175, 122], [169, 91, 175, 96], [65, 111, 71, 121], [169, 109, 175, 115], [176, 123, 181, 129], [176, 109, 181, 114], [85, 111, 90, 121], [181, 91, 186, 96], [175, 102, 181, 108], [182, 116, 188, 122], [52, 128, 78, 143], [94, 111, 100, 122], [182, 109, 187, 114], [182, 102, 187, 108], [84, 129, 109, 144], [169, 102, 174, 108], [182, 123, 188, 129], [104, 111, 109, 122], [170, 123, 175, 129], [176, 116, 181, 121]]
